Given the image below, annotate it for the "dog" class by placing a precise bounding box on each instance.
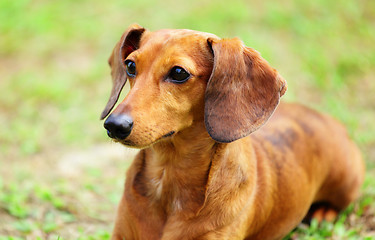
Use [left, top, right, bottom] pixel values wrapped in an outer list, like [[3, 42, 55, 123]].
[[101, 24, 365, 240]]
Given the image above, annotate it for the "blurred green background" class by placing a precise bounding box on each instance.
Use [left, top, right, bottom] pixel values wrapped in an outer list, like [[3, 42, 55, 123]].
[[1, 0, 374, 239]]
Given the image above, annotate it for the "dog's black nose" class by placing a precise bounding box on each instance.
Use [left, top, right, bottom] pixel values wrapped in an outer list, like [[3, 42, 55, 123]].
[[104, 114, 133, 140]]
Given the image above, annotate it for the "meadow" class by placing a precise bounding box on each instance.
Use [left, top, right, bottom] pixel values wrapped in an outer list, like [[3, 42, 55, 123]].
[[0, 0, 374, 239]]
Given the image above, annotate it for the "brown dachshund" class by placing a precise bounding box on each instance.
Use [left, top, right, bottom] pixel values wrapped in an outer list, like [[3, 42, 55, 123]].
[[101, 24, 365, 240]]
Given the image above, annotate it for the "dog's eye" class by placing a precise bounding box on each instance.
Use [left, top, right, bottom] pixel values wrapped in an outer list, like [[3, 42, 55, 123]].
[[125, 60, 136, 77], [168, 67, 190, 83]]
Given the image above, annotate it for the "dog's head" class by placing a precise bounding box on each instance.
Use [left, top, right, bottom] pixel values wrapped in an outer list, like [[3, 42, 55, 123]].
[[101, 24, 287, 147]]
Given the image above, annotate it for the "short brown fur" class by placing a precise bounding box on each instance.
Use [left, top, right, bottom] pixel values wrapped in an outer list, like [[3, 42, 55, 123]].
[[102, 24, 365, 240]]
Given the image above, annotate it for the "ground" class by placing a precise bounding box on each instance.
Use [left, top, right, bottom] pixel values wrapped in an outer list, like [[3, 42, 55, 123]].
[[1, 0, 375, 239]]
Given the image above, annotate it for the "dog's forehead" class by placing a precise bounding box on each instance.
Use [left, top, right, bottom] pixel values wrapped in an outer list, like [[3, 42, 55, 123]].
[[139, 29, 218, 50], [127, 29, 218, 70]]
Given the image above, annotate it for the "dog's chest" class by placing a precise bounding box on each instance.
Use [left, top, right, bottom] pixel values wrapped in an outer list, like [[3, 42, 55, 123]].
[[144, 153, 208, 215], [149, 170, 184, 213]]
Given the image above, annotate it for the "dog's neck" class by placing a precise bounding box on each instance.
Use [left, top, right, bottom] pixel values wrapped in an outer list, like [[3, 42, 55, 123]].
[[143, 122, 222, 215]]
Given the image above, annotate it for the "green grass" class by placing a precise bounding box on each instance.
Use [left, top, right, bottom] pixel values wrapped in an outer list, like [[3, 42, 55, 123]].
[[1, 0, 374, 239]]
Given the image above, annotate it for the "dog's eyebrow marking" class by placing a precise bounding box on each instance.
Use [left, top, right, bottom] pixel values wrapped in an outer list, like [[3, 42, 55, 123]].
[[125, 52, 138, 62]]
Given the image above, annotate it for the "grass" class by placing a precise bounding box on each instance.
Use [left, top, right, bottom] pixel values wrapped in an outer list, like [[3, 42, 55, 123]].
[[1, 0, 374, 239]]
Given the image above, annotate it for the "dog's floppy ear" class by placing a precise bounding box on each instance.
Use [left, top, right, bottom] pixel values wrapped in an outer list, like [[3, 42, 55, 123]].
[[100, 24, 145, 120], [205, 38, 287, 143]]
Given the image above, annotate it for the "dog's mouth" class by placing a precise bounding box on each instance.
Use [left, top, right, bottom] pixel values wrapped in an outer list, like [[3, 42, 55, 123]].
[[151, 130, 176, 144], [162, 131, 175, 138], [116, 130, 176, 148]]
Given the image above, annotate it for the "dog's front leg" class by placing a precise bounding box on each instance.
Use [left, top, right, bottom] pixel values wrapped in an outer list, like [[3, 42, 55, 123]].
[[161, 224, 244, 240], [161, 220, 220, 240], [161, 213, 248, 240]]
